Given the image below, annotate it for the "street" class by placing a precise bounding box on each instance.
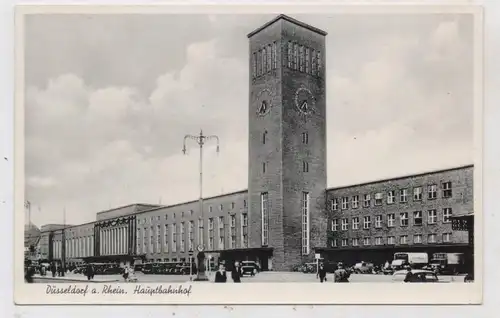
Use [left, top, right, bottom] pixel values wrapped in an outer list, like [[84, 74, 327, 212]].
[[33, 271, 466, 283]]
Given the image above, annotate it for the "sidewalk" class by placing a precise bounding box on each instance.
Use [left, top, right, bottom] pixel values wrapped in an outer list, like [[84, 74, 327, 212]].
[[33, 274, 120, 283]]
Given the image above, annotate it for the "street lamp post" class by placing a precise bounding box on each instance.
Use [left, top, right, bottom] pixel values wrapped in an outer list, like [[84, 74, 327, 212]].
[[183, 129, 219, 281]]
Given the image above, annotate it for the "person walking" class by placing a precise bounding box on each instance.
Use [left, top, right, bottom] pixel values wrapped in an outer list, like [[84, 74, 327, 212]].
[[50, 262, 56, 278], [404, 265, 414, 283], [231, 261, 242, 283], [214, 263, 227, 283], [317, 263, 327, 283], [86, 263, 95, 281], [334, 262, 350, 283], [123, 265, 130, 282]]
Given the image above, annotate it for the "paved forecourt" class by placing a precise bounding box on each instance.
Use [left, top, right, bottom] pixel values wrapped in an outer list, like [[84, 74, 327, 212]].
[[32, 271, 466, 283]]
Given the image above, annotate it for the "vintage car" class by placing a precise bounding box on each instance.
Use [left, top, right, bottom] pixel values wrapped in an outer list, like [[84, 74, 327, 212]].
[[392, 269, 444, 283], [353, 261, 375, 274], [241, 261, 260, 276]]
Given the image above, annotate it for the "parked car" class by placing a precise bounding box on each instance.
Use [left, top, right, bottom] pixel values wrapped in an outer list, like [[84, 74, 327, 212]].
[[353, 262, 375, 274], [392, 269, 445, 283], [241, 261, 260, 276]]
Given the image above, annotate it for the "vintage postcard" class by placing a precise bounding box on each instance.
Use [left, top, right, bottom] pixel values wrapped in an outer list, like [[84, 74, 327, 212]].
[[14, 4, 483, 305]]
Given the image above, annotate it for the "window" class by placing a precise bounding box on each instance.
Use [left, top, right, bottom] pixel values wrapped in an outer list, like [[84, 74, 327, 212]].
[[400, 212, 409, 226], [262, 162, 266, 173], [352, 238, 359, 246], [341, 218, 348, 231], [363, 194, 371, 207], [443, 182, 452, 198], [375, 237, 383, 246], [301, 192, 310, 255], [230, 215, 236, 249], [188, 221, 194, 251], [428, 210, 437, 224], [241, 213, 248, 248], [388, 236, 396, 245], [375, 192, 383, 205], [414, 234, 422, 244], [400, 189, 408, 203], [261, 192, 269, 246], [293, 43, 298, 69], [262, 131, 267, 144], [149, 226, 154, 253], [413, 187, 422, 201], [219, 204, 223, 211], [257, 50, 261, 76], [443, 208, 452, 223], [231, 202, 235, 210], [387, 214, 395, 227], [209, 206, 213, 213], [142, 228, 146, 252], [301, 132, 309, 144], [198, 218, 204, 246], [387, 190, 395, 204], [443, 233, 451, 243], [428, 184, 437, 199], [171, 224, 176, 252], [331, 198, 338, 211], [311, 49, 316, 75], [375, 215, 382, 228], [305, 47, 310, 73], [352, 195, 359, 209], [180, 222, 185, 252], [331, 219, 338, 231], [156, 225, 161, 253], [262, 47, 267, 73], [352, 217, 359, 230], [428, 234, 436, 243], [272, 41, 277, 69], [341, 239, 348, 247], [299, 45, 305, 72], [190, 210, 193, 216], [341, 197, 349, 210], [208, 218, 214, 249], [163, 224, 169, 253], [218, 216, 225, 250], [413, 211, 422, 226], [302, 161, 309, 172], [267, 44, 272, 72], [363, 237, 371, 246], [400, 235, 408, 245], [287, 41, 293, 68], [316, 51, 321, 76], [331, 239, 337, 247], [252, 52, 257, 78], [363, 216, 371, 229], [243, 200, 247, 208]]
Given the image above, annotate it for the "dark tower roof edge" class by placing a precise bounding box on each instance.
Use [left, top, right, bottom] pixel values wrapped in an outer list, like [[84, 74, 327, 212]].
[[247, 14, 328, 38]]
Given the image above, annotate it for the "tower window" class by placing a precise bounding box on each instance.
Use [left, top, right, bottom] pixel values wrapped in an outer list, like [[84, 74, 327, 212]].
[[299, 45, 304, 72], [252, 52, 257, 78], [301, 132, 309, 144], [272, 41, 277, 69], [316, 51, 322, 77], [262, 47, 267, 74], [293, 43, 298, 70], [262, 131, 267, 144], [305, 47, 310, 73], [303, 161, 309, 172], [261, 192, 269, 246], [257, 50, 262, 76], [262, 162, 266, 173], [311, 49, 316, 76], [287, 41, 293, 68], [267, 44, 272, 72]]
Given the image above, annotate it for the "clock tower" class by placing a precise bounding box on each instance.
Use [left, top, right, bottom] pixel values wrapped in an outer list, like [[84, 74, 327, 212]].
[[247, 15, 327, 271]]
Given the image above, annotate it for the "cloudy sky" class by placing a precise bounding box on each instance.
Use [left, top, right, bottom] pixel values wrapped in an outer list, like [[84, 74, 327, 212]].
[[24, 13, 474, 227]]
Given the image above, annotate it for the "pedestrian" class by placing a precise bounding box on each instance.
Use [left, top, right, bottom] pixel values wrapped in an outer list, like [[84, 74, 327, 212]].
[[317, 262, 327, 283], [85, 263, 94, 281], [231, 261, 242, 283], [51, 262, 56, 277], [123, 265, 130, 282], [334, 262, 350, 283], [404, 265, 414, 283], [214, 263, 227, 283]]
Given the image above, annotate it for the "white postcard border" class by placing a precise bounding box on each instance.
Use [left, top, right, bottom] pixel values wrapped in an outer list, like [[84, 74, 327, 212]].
[[14, 3, 484, 305]]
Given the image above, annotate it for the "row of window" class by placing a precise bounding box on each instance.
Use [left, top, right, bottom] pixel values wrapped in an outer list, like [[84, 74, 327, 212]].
[[331, 208, 453, 231], [51, 236, 94, 259], [286, 41, 322, 77], [136, 214, 249, 254], [262, 161, 310, 173], [331, 182, 453, 210], [136, 200, 248, 225], [330, 233, 452, 247], [262, 131, 309, 145], [252, 42, 278, 78]]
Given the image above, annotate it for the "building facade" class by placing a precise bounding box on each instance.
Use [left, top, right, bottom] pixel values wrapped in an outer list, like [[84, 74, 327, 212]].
[[38, 15, 475, 271]]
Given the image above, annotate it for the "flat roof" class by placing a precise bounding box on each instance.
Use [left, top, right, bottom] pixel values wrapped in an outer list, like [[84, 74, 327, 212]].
[[96, 203, 162, 215], [247, 14, 328, 38], [327, 164, 474, 191]]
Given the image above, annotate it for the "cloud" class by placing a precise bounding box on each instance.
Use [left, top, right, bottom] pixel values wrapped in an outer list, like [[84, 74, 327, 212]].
[[24, 15, 474, 227]]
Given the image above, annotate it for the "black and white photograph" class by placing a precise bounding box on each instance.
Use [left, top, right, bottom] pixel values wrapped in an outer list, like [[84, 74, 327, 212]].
[[15, 4, 483, 304]]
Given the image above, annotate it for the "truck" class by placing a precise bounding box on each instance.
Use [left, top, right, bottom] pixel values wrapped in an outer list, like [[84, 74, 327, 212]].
[[425, 253, 465, 275], [392, 252, 429, 269]]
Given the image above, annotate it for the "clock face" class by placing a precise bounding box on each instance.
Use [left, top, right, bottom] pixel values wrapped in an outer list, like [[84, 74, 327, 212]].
[[295, 86, 315, 115], [256, 88, 273, 116]]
